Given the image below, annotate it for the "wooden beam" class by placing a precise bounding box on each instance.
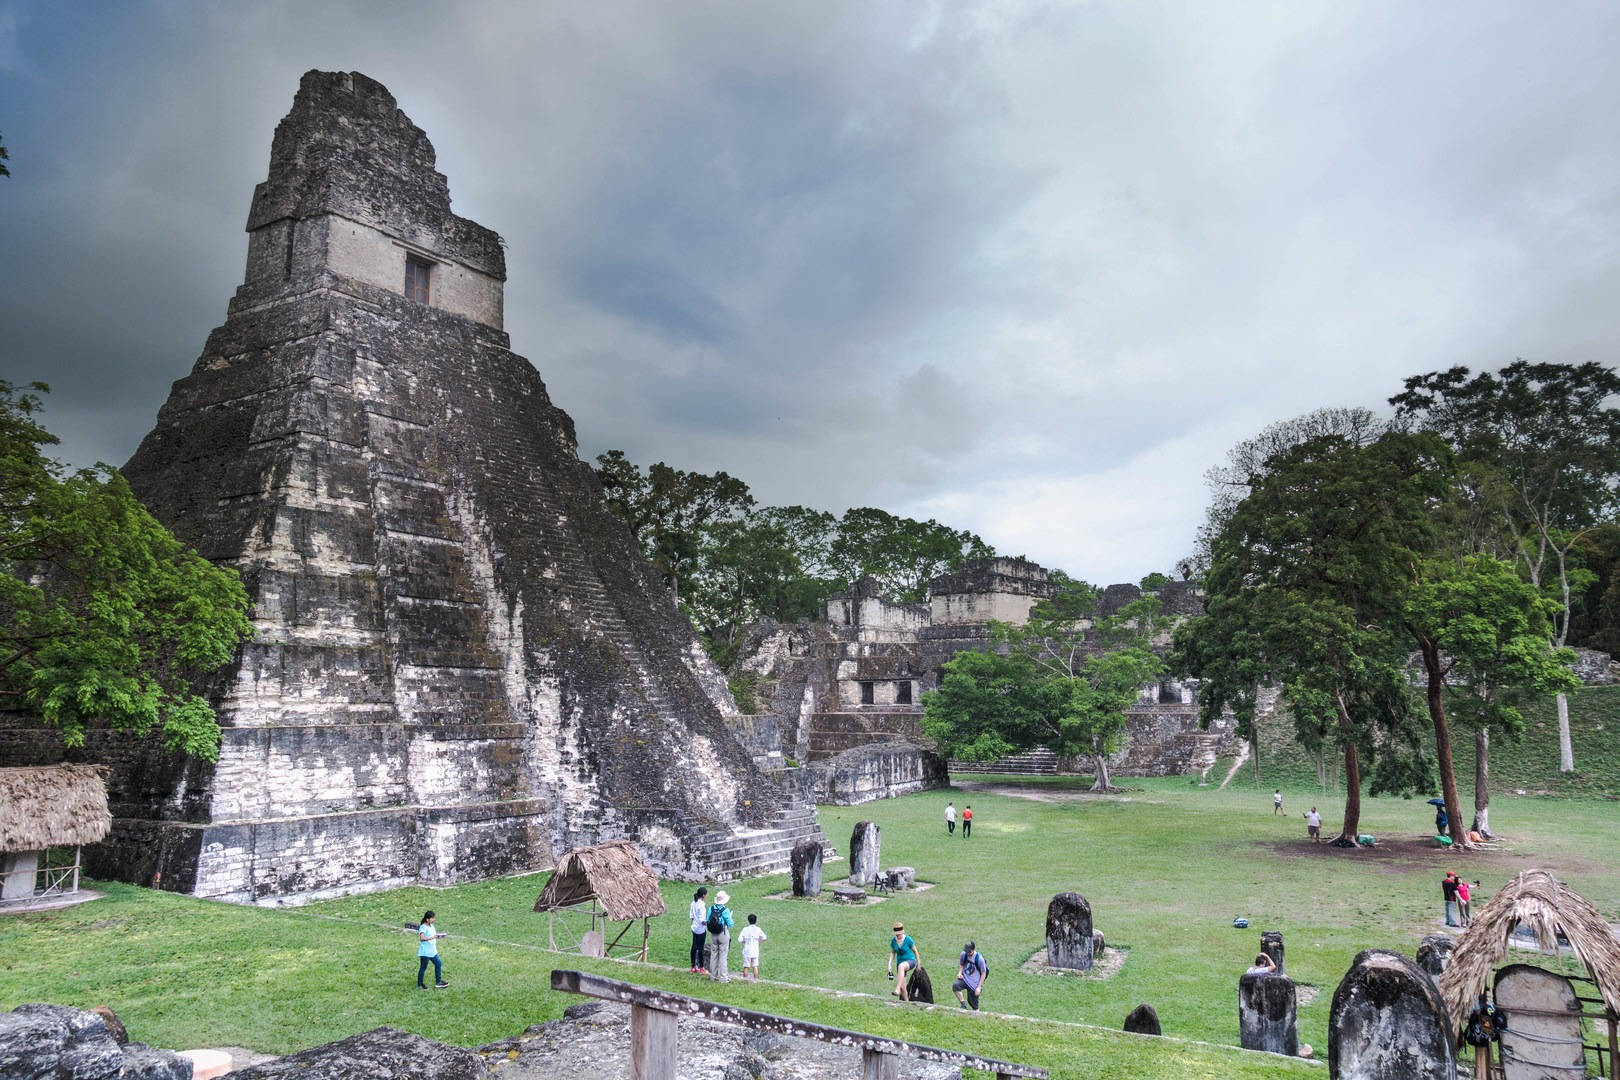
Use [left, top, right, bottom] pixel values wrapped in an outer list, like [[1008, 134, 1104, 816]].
[[550, 969, 1047, 1078], [630, 1002, 677, 1080]]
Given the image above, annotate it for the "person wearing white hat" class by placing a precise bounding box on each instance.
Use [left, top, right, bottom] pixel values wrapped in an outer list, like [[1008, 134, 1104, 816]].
[[706, 890, 735, 982]]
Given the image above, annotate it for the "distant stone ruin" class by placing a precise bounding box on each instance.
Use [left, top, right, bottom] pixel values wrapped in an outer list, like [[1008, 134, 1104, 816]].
[[0, 71, 822, 902], [730, 559, 1241, 792]]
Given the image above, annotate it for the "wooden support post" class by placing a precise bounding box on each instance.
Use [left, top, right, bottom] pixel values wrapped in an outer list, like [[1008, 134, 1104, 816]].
[[1474, 1044, 1488, 1080], [1607, 1012, 1617, 1080], [861, 1047, 899, 1080], [630, 1003, 678, 1080], [641, 917, 650, 962]]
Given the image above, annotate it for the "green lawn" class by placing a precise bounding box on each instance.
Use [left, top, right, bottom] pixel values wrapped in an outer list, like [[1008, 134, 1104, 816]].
[[4, 780, 1616, 1079]]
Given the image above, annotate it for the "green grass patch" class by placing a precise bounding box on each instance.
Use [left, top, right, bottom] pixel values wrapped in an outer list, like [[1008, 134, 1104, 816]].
[[4, 780, 1617, 1079]]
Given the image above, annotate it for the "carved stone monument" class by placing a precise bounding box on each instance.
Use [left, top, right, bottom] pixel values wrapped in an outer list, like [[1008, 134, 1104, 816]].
[[848, 821, 881, 886], [1261, 930, 1286, 975], [1414, 935, 1455, 979], [1328, 950, 1457, 1080], [1046, 892, 1094, 970], [790, 839, 823, 897], [1239, 972, 1299, 1056], [1123, 1004, 1161, 1036], [2, 70, 825, 902]]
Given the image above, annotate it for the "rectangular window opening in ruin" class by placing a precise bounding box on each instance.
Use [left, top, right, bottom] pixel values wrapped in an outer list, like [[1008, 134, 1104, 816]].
[[405, 254, 433, 305], [896, 681, 912, 705], [860, 681, 874, 705]]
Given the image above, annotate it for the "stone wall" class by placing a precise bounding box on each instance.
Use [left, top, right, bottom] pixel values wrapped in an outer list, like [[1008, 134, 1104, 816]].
[[809, 741, 949, 805]]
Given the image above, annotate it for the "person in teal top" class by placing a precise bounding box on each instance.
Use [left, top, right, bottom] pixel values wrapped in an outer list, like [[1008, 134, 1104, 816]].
[[417, 910, 448, 989], [888, 922, 920, 1001]]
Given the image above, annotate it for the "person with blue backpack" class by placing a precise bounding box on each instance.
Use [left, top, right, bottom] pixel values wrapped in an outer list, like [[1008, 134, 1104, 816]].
[[706, 890, 734, 982], [953, 941, 988, 1010]]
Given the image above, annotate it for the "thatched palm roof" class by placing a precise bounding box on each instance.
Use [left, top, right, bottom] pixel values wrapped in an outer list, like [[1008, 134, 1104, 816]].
[[1438, 868, 1620, 1031], [0, 765, 112, 852], [533, 839, 667, 921]]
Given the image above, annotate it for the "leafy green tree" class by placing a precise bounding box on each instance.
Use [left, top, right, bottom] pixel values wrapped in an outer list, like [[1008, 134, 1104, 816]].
[[1402, 555, 1578, 837], [1392, 361, 1620, 771], [1569, 524, 1620, 655], [923, 574, 1164, 792], [1, 382, 253, 760], [594, 451, 754, 604], [829, 507, 993, 601], [0, 131, 10, 178], [1175, 433, 1451, 843]]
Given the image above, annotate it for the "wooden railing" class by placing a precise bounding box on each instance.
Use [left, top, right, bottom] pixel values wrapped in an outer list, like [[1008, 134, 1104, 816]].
[[550, 969, 1048, 1080]]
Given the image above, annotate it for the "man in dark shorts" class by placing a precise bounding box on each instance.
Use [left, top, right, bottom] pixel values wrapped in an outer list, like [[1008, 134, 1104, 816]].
[[1304, 806, 1321, 842], [953, 941, 988, 1010]]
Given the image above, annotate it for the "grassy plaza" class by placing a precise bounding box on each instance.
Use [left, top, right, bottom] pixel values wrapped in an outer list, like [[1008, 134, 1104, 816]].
[[5, 690, 1617, 1079]]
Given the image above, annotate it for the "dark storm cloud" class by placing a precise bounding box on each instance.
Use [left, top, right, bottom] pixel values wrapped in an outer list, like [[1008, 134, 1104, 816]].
[[3, 1, 1619, 581]]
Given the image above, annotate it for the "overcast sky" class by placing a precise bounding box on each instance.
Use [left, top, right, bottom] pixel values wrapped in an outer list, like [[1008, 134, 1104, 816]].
[[3, 2, 1618, 583]]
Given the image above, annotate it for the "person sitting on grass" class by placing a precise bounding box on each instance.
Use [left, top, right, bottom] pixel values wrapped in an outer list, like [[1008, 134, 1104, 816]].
[[888, 922, 920, 1001], [953, 941, 988, 1011], [1244, 953, 1277, 976]]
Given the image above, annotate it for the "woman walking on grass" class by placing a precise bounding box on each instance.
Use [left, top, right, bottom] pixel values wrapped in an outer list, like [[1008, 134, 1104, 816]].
[[417, 911, 448, 989]]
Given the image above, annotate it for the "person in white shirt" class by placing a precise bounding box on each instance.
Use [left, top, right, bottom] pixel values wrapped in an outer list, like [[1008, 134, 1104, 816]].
[[738, 913, 767, 980], [945, 802, 957, 835], [688, 887, 709, 974], [1272, 790, 1283, 815], [1304, 807, 1322, 843]]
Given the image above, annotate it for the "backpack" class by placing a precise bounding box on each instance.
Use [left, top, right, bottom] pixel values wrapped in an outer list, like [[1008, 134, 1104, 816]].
[[706, 905, 726, 935]]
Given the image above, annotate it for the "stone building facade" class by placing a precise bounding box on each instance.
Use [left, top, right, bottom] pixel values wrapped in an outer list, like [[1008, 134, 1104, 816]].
[[0, 71, 822, 903], [731, 558, 1241, 792]]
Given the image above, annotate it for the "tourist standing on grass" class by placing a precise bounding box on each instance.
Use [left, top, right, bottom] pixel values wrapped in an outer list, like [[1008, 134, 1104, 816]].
[[945, 801, 957, 835], [953, 941, 988, 1011], [961, 805, 973, 839], [1304, 806, 1322, 843], [1442, 872, 1460, 927], [1273, 789, 1283, 815], [888, 923, 920, 1001], [708, 890, 734, 982], [688, 887, 709, 973], [1456, 878, 1472, 926], [738, 914, 767, 980], [417, 910, 448, 989]]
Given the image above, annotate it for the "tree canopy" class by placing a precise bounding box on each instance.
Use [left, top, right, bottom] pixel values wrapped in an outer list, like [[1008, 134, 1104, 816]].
[[0, 381, 253, 760]]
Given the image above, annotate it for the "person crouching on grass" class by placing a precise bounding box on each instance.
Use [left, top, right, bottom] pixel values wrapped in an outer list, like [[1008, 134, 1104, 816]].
[[888, 922, 919, 1000]]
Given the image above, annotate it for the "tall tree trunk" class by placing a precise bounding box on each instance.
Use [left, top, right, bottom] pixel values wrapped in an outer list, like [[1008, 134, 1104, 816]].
[[1556, 692, 1574, 772], [1474, 726, 1491, 838], [1090, 751, 1114, 793], [1333, 690, 1361, 846], [1419, 638, 1471, 849]]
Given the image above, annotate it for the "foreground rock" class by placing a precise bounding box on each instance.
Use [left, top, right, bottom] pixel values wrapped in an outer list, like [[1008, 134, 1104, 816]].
[[1123, 1003, 1161, 1036], [478, 1001, 959, 1079], [1328, 949, 1456, 1080], [231, 1028, 483, 1079], [0, 1004, 191, 1080]]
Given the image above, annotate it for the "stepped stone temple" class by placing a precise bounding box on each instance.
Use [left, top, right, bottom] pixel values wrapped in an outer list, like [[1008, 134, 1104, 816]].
[[0, 70, 824, 902]]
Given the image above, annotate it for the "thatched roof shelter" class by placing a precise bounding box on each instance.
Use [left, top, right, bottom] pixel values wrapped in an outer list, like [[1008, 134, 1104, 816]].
[[1438, 868, 1620, 1032], [533, 839, 666, 920], [0, 765, 111, 852]]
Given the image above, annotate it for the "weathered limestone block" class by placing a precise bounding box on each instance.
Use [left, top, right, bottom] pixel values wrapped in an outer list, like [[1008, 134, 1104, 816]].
[[886, 866, 915, 889], [791, 839, 823, 897], [848, 821, 881, 886], [832, 886, 866, 903], [1328, 950, 1456, 1080], [230, 1027, 483, 1079], [0, 1004, 191, 1080], [1414, 935, 1455, 979], [1239, 973, 1299, 1056], [1046, 892, 1094, 970], [1123, 1003, 1161, 1036], [1261, 930, 1286, 975]]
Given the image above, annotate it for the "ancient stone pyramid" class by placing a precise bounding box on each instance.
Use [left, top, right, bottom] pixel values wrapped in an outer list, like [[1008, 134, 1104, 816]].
[[104, 70, 820, 902]]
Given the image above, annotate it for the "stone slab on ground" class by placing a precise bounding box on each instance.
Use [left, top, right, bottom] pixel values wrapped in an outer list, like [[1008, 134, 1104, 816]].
[[229, 1028, 484, 1079], [1021, 946, 1128, 980], [478, 1000, 961, 1079]]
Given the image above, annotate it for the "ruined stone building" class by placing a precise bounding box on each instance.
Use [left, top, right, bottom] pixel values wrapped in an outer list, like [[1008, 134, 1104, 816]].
[[731, 557, 1241, 792], [0, 71, 823, 903]]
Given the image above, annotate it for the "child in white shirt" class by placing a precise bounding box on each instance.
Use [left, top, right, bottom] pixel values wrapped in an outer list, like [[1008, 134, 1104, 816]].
[[738, 913, 767, 980]]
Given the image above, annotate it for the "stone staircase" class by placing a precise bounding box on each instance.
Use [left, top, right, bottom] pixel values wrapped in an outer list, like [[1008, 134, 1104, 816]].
[[949, 747, 1060, 776], [683, 805, 836, 882]]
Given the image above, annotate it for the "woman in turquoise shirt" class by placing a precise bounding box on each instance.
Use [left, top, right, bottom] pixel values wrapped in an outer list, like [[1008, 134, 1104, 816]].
[[888, 922, 920, 1001], [417, 910, 448, 989]]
